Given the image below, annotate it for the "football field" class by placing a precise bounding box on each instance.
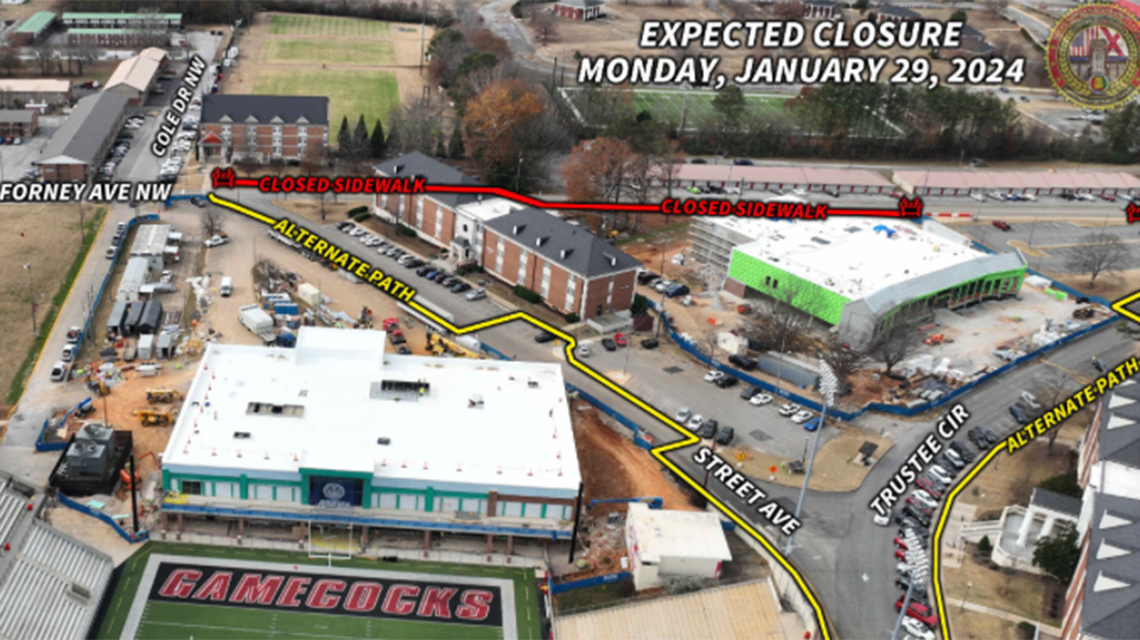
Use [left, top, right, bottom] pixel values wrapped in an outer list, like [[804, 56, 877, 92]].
[[269, 14, 391, 36], [254, 69, 400, 131], [98, 544, 541, 640]]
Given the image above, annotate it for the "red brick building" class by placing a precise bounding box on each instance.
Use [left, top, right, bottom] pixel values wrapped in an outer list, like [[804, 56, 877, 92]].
[[553, 0, 606, 20], [199, 95, 329, 164], [373, 152, 641, 319]]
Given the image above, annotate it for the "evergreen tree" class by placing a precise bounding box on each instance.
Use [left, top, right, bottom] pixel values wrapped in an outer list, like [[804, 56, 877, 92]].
[[447, 125, 465, 159], [385, 124, 401, 155], [435, 137, 447, 158], [336, 115, 351, 150], [370, 119, 387, 158], [353, 115, 369, 149]]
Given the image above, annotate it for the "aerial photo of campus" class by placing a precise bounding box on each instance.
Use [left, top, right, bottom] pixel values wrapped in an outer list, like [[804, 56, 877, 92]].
[[0, 0, 1139, 638]]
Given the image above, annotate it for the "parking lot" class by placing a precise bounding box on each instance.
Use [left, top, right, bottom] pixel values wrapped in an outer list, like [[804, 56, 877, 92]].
[[0, 115, 60, 181], [962, 220, 1140, 274]]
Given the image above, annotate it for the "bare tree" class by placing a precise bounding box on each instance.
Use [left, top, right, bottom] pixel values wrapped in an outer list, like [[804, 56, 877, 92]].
[[316, 190, 332, 222], [73, 46, 100, 76], [651, 144, 683, 199], [387, 98, 446, 157], [700, 327, 721, 363], [821, 337, 868, 394], [529, 8, 558, 45], [0, 47, 20, 77], [1064, 232, 1132, 287], [984, 0, 1009, 17], [739, 283, 824, 355], [1029, 369, 1075, 454], [200, 207, 224, 237], [868, 320, 923, 375]]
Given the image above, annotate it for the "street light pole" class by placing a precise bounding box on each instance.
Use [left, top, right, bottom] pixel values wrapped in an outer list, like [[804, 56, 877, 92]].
[[960, 581, 973, 612], [784, 360, 838, 556], [24, 262, 37, 338]]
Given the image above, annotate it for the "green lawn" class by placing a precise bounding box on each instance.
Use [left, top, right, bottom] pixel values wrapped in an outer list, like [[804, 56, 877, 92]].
[[628, 89, 795, 129], [97, 543, 541, 640], [263, 39, 396, 65], [269, 14, 391, 37], [253, 69, 400, 133]]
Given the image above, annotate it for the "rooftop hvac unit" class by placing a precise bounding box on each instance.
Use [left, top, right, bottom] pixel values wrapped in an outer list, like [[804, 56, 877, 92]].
[[66, 440, 109, 473], [76, 423, 113, 444]]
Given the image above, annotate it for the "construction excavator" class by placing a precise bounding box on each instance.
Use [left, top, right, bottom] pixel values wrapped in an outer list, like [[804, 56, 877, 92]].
[[86, 374, 109, 397], [145, 388, 182, 404], [427, 332, 485, 359], [135, 410, 173, 427]]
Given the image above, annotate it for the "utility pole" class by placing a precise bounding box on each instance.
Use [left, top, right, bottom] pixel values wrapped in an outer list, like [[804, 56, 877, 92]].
[[24, 262, 37, 338], [78, 201, 85, 244], [784, 360, 838, 556]]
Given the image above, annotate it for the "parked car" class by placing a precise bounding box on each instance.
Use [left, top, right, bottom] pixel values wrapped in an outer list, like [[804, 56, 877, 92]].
[[105, 247, 116, 259], [675, 407, 692, 422], [978, 426, 999, 446], [637, 271, 660, 285], [992, 220, 1011, 231], [908, 491, 938, 509], [803, 417, 822, 431], [576, 344, 591, 358], [715, 426, 735, 445], [733, 158, 754, 166], [613, 333, 628, 347], [898, 601, 939, 629], [66, 326, 82, 343], [913, 480, 941, 503], [778, 403, 801, 417], [1092, 357, 1108, 374], [697, 421, 718, 439], [903, 618, 936, 640], [602, 338, 617, 351], [950, 441, 976, 462], [665, 284, 691, 298], [640, 338, 660, 349], [534, 331, 556, 343], [714, 375, 739, 389], [704, 370, 725, 383], [873, 512, 891, 526], [791, 410, 813, 423], [466, 289, 486, 301], [926, 466, 953, 487], [50, 361, 69, 382], [728, 354, 758, 371], [686, 186, 703, 194], [740, 386, 762, 400], [749, 393, 774, 406], [687, 414, 705, 430]]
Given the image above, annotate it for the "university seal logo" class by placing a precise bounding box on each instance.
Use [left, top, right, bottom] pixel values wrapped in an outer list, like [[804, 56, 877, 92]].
[[1046, 3, 1140, 110]]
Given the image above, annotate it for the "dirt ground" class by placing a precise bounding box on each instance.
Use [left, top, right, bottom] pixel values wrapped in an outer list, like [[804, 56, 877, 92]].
[[728, 423, 894, 491], [1052, 270, 1140, 306], [944, 553, 1059, 626], [271, 198, 355, 225], [77, 363, 199, 477], [223, 12, 433, 116], [572, 404, 695, 515], [0, 204, 100, 410], [0, 0, 57, 20], [957, 438, 1075, 517], [950, 608, 1022, 640]]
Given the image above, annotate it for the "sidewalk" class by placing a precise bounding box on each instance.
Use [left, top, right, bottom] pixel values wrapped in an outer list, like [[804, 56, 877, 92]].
[[948, 597, 1062, 635]]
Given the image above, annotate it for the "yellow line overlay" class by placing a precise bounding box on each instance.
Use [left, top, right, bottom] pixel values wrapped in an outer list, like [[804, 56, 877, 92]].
[[209, 194, 835, 639]]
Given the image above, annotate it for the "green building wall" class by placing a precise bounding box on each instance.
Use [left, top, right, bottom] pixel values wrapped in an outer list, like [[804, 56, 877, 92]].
[[727, 249, 852, 325]]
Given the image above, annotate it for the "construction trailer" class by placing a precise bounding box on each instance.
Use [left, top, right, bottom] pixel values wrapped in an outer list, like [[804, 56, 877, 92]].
[[106, 301, 128, 336], [138, 334, 155, 359], [122, 302, 144, 336], [116, 257, 150, 303], [138, 300, 163, 334]]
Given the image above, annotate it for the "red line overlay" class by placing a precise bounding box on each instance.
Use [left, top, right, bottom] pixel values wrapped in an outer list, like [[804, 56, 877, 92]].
[[210, 169, 921, 220]]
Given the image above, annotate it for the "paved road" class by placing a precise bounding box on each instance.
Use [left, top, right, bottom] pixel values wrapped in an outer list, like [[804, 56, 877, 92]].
[[221, 188, 1134, 638], [962, 219, 1140, 274]]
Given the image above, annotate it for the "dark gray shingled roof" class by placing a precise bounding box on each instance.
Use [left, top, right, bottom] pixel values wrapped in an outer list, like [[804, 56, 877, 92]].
[[37, 92, 128, 166], [1031, 488, 1082, 517], [1081, 493, 1140, 639], [1098, 385, 1140, 469], [487, 208, 641, 278], [202, 95, 329, 126], [878, 5, 921, 18], [374, 151, 482, 209]]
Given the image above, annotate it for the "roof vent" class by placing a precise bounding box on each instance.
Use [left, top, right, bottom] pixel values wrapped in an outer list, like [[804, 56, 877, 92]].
[[513, 224, 526, 236], [393, 164, 404, 174], [527, 380, 539, 389], [560, 249, 573, 260], [234, 432, 251, 439], [536, 236, 549, 247], [468, 394, 485, 409], [604, 253, 617, 266]]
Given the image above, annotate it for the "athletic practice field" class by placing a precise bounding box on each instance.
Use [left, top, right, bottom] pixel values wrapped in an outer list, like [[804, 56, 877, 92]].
[[97, 544, 542, 640], [254, 68, 400, 132], [269, 14, 391, 37], [562, 87, 899, 136], [262, 39, 396, 65]]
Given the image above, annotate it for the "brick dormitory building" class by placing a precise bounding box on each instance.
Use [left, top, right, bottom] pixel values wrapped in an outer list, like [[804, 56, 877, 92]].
[[373, 152, 641, 323], [199, 95, 329, 164]]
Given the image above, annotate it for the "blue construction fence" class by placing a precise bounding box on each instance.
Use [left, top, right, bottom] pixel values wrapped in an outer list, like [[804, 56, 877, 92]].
[[551, 571, 631, 595], [35, 396, 93, 452], [653, 290, 1121, 422], [163, 193, 201, 208], [480, 341, 655, 450], [57, 492, 149, 544]]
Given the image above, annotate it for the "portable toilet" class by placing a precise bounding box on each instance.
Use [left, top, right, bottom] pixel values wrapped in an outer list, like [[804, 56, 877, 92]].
[[138, 334, 155, 360], [156, 332, 174, 359]]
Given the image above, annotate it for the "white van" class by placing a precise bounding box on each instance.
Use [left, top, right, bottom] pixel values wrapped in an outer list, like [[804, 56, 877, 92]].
[[220, 276, 233, 297]]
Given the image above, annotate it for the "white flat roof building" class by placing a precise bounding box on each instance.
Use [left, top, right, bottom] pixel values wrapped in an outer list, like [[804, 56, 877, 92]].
[[732, 217, 984, 301], [625, 504, 732, 590], [130, 223, 171, 256], [161, 327, 583, 538]]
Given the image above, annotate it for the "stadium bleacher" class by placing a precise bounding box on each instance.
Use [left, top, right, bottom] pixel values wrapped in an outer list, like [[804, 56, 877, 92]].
[[0, 521, 113, 640], [0, 484, 29, 548]]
